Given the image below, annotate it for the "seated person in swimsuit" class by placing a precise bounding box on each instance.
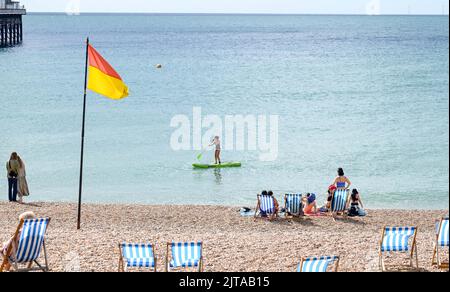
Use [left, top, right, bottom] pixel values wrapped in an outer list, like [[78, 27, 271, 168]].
[[303, 193, 317, 215], [268, 190, 279, 216], [348, 189, 366, 217], [333, 168, 351, 189]]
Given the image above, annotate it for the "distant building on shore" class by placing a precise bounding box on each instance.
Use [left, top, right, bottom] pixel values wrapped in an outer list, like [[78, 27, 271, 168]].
[[0, 0, 26, 47]]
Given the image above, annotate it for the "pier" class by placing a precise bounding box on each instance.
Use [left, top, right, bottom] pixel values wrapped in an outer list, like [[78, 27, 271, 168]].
[[0, 0, 26, 47]]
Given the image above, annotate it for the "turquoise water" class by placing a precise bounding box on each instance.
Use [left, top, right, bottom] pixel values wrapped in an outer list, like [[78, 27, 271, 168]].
[[0, 14, 448, 209]]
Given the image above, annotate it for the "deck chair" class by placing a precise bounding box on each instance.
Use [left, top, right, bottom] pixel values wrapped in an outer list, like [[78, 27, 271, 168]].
[[432, 217, 449, 269], [284, 194, 303, 218], [379, 226, 418, 272], [0, 218, 51, 272], [330, 189, 349, 219], [297, 256, 340, 272], [166, 241, 203, 272], [119, 243, 157, 272], [254, 194, 277, 221]]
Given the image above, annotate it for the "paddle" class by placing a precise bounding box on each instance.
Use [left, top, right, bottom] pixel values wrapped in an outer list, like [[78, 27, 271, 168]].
[[196, 152, 205, 161], [196, 136, 217, 161], [196, 145, 212, 161]]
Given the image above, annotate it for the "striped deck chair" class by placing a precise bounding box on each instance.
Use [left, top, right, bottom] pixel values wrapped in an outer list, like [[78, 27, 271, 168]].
[[379, 226, 418, 272], [284, 194, 303, 218], [166, 241, 203, 272], [297, 256, 340, 272], [0, 218, 51, 272], [432, 217, 449, 269], [119, 243, 157, 272], [254, 194, 277, 221], [330, 189, 349, 219]]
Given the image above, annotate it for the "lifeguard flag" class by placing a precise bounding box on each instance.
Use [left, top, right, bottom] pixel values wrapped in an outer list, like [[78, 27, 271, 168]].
[[87, 45, 129, 100]]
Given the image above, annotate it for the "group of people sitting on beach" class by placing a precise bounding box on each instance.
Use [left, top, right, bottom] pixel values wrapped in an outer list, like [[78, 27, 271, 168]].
[[260, 168, 366, 218]]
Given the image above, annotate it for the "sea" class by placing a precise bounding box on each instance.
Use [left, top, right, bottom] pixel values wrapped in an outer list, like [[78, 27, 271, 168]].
[[1, 14, 448, 209]]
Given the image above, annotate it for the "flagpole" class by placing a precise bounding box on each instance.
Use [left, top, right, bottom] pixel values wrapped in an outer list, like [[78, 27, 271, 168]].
[[77, 37, 89, 230]]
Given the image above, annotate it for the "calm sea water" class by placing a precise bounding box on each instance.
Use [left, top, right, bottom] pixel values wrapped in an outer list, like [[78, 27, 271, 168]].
[[0, 14, 448, 209]]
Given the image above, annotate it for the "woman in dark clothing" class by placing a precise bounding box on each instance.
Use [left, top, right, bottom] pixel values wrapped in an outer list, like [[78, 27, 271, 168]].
[[348, 189, 366, 217], [6, 152, 20, 202]]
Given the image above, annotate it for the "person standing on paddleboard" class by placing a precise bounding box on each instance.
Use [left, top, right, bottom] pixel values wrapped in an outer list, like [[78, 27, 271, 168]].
[[210, 136, 222, 165]]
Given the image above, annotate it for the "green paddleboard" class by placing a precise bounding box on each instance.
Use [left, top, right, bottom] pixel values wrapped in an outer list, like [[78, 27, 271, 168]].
[[193, 162, 242, 169]]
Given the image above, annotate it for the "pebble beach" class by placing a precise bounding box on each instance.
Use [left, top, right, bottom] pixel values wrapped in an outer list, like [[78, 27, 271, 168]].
[[0, 202, 447, 272]]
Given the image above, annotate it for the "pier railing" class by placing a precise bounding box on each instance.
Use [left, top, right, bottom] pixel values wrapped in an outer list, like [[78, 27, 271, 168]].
[[0, 1, 25, 10], [0, 6, 26, 15]]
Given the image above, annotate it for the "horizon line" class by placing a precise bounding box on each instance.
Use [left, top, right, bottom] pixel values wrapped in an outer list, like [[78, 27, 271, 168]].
[[26, 12, 450, 16]]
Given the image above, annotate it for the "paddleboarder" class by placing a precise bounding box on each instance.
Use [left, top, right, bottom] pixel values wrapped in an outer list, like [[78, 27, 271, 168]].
[[210, 136, 221, 165]]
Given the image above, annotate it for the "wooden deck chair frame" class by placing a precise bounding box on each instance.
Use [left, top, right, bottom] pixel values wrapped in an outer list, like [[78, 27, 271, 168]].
[[378, 226, 419, 272], [329, 189, 350, 220], [284, 194, 304, 219], [165, 242, 204, 272], [254, 194, 277, 221], [0, 218, 51, 273], [298, 256, 340, 272], [432, 218, 449, 270], [118, 243, 157, 272]]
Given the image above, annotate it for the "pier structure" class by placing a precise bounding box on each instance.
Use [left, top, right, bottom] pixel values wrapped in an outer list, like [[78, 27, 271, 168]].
[[0, 0, 26, 47]]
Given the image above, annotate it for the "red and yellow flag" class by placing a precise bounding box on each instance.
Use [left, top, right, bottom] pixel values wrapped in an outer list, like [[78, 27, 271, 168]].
[[87, 45, 129, 100]]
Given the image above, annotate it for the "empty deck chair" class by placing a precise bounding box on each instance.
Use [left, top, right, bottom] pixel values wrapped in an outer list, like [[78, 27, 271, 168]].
[[284, 194, 303, 218], [0, 218, 51, 272], [432, 217, 449, 269], [254, 194, 277, 220], [330, 189, 349, 218], [297, 256, 340, 272], [166, 241, 203, 272], [379, 226, 418, 272], [119, 243, 157, 272]]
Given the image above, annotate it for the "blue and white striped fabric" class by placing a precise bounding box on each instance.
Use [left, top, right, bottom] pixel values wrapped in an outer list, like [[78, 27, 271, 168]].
[[121, 243, 155, 268], [437, 218, 449, 247], [259, 195, 275, 215], [170, 242, 202, 268], [381, 227, 416, 252], [15, 218, 49, 263], [298, 256, 338, 272], [331, 189, 347, 212], [285, 194, 302, 215]]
